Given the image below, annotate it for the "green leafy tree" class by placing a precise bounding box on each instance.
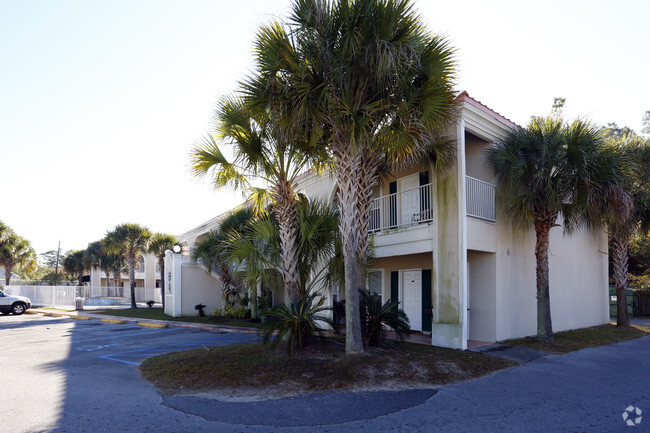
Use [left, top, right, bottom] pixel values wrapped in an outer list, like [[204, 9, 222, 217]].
[[0, 232, 37, 285], [600, 129, 650, 326], [641, 111, 650, 135], [104, 224, 151, 308], [486, 114, 622, 341], [190, 92, 321, 305], [62, 250, 86, 286], [192, 207, 253, 309], [250, 0, 457, 353], [629, 234, 650, 277], [147, 232, 178, 309], [227, 199, 339, 319]]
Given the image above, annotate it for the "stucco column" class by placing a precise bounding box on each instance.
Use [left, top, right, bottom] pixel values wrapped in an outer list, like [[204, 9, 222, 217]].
[[164, 250, 183, 317], [431, 119, 468, 349]]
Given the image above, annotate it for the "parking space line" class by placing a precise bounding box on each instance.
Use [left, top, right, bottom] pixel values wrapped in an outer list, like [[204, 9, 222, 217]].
[[99, 335, 261, 365]]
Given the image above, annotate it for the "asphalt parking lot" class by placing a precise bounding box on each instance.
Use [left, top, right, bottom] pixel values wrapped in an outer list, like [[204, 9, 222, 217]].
[[3, 313, 650, 433]]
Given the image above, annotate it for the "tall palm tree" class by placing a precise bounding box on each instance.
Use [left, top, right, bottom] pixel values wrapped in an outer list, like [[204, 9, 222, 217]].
[[191, 96, 321, 305], [486, 115, 621, 341], [601, 130, 650, 326], [104, 224, 151, 308], [63, 250, 86, 286], [0, 232, 36, 285], [147, 232, 178, 309], [249, 0, 457, 352], [192, 207, 253, 308]]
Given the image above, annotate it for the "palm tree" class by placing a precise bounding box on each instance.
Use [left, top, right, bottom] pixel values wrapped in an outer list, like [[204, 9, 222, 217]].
[[486, 115, 621, 341], [104, 224, 151, 308], [0, 233, 37, 285], [601, 129, 650, 326], [62, 250, 86, 286], [249, 0, 457, 352], [192, 207, 253, 309], [190, 94, 320, 305], [227, 198, 340, 319], [106, 253, 127, 294], [147, 233, 178, 309]]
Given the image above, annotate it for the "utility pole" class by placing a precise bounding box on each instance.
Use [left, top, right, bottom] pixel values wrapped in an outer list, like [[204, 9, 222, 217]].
[[54, 241, 61, 284]]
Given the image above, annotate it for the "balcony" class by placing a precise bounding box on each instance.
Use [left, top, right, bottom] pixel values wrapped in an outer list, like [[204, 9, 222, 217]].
[[465, 176, 495, 222], [369, 183, 433, 232], [368, 177, 496, 234]]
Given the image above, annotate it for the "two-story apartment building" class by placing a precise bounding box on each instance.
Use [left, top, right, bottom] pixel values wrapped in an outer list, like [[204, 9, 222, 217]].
[[166, 92, 609, 349], [88, 252, 162, 303]]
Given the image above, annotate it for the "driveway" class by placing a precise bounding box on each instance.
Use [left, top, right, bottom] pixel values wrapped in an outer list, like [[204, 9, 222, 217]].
[[2, 313, 649, 432]]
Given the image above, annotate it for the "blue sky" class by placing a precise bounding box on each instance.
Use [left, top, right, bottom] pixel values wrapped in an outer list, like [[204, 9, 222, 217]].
[[2, 0, 649, 255]]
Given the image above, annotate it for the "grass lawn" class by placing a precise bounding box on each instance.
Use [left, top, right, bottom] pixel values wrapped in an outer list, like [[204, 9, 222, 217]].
[[139, 339, 516, 397], [503, 324, 650, 354], [87, 308, 263, 329]]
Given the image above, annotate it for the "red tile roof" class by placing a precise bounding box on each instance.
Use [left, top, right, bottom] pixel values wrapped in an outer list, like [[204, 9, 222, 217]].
[[456, 91, 518, 129]]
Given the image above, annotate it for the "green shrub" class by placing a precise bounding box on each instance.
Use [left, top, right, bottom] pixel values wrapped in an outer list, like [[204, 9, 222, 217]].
[[195, 303, 207, 317], [359, 288, 410, 346], [231, 306, 249, 319], [260, 291, 333, 354]]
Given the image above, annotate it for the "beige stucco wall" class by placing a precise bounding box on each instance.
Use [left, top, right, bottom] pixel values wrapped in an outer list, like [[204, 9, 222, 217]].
[[89, 252, 160, 289], [179, 263, 223, 317], [465, 132, 494, 183], [467, 250, 497, 342], [493, 218, 609, 342], [372, 253, 433, 299]]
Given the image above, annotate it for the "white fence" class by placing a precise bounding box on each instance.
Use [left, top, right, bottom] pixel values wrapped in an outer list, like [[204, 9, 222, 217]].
[[3, 285, 161, 308]]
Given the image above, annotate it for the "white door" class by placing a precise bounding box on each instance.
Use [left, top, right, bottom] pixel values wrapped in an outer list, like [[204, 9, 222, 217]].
[[400, 270, 422, 331], [398, 174, 420, 225]]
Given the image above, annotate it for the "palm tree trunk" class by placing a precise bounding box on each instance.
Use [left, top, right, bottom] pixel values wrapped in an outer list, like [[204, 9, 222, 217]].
[[219, 264, 231, 307], [534, 218, 555, 342], [249, 280, 259, 319], [334, 146, 364, 354], [610, 231, 630, 326], [355, 151, 381, 306], [4, 265, 12, 285], [128, 253, 137, 308], [272, 178, 300, 304], [159, 257, 165, 310]]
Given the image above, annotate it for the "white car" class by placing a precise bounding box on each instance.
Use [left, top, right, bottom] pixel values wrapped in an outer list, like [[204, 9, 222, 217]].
[[0, 290, 31, 315]]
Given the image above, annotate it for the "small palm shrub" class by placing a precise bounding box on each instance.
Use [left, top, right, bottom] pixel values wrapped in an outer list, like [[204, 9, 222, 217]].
[[195, 303, 207, 317], [359, 289, 410, 347], [260, 291, 333, 354]]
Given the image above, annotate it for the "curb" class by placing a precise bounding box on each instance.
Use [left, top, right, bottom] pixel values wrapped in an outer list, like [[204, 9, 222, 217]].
[[101, 318, 127, 324], [138, 322, 168, 329], [28, 308, 260, 334]]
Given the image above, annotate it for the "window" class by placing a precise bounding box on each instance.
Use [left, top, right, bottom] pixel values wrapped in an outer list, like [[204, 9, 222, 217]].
[[135, 254, 145, 273], [367, 269, 383, 304]]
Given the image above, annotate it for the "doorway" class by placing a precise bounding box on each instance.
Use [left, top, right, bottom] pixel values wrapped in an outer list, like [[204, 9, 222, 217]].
[[400, 269, 422, 331]]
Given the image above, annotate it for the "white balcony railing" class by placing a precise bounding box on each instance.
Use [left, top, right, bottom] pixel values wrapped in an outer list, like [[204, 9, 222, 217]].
[[367, 177, 496, 233], [466, 176, 496, 221], [369, 183, 433, 232]]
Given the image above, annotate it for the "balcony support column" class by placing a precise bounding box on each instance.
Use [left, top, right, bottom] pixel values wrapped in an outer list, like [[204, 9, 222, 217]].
[[431, 119, 468, 349]]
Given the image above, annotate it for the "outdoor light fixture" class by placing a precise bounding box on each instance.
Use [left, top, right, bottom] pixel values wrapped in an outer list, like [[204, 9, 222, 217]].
[[173, 245, 181, 253]]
